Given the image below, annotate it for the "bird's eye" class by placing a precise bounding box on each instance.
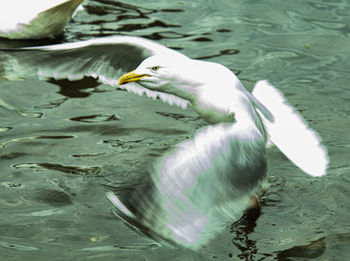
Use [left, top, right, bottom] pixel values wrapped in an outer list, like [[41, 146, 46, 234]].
[[151, 66, 160, 71]]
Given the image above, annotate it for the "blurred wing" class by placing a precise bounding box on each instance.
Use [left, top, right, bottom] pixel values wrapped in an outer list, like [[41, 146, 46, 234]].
[[0, 36, 189, 108], [107, 122, 267, 250], [252, 80, 329, 177]]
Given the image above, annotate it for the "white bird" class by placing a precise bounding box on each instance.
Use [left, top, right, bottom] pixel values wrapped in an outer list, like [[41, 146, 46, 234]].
[[0, 0, 84, 39], [0, 36, 329, 249]]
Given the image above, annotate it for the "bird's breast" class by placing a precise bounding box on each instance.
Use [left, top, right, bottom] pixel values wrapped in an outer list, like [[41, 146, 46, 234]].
[[191, 100, 235, 124]]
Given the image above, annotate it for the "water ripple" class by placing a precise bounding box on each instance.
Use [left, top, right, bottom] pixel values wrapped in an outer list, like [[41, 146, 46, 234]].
[[79, 243, 160, 252], [34, 98, 68, 109], [1, 135, 75, 148], [36, 189, 73, 206], [70, 114, 120, 123], [0, 241, 39, 251], [13, 163, 102, 176], [276, 237, 326, 260], [195, 49, 240, 60]]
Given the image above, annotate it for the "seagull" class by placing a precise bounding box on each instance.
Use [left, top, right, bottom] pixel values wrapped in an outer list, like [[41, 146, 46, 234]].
[[0, 0, 84, 39], [0, 36, 329, 249]]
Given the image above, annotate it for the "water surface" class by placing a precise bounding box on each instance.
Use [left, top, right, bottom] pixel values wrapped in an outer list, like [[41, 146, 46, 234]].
[[0, 0, 349, 260]]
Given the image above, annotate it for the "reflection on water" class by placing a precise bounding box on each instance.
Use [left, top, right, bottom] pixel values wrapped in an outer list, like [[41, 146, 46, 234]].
[[1, 0, 350, 260], [276, 237, 326, 260], [48, 77, 101, 98], [231, 206, 261, 260]]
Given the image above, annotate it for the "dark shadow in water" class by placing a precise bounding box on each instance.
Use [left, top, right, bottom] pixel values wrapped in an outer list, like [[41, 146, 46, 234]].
[[39, 163, 102, 176], [86, 0, 156, 18], [192, 37, 213, 42], [230, 206, 261, 260], [276, 237, 326, 260], [86, 0, 184, 22], [156, 111, 202, 125], [70, 114, 120, 123], [82, 0, 179, 35], [143, 31, 192, 41], [52, 124, 189, 136], [161, 9, 184, 13], [195, 49, 240, 60], [119, 19, 180, 32], [37, 135, 75, 140], [217, 28, 232, 33], [73, 0, 189, 42], [13, 162, 102, 176], [48, 77, 100, 98]]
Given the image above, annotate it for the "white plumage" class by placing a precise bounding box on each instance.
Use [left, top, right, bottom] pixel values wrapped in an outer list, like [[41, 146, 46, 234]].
[[106, 53, 328, 248], [252, 80, 328, 177], [0, 36, 329, 249], [0, 0, 84, 39]]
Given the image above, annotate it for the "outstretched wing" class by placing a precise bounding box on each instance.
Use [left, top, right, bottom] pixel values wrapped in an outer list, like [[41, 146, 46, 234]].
[[107, 122, 267, 250], [1, 36, 179, 81], [252, 80, 329, 177], [0, 36, 190, 108]]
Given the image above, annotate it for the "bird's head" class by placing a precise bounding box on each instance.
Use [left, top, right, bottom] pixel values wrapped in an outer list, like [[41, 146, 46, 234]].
[[118, 55, 205, 101], [118, 55, 242, 123]]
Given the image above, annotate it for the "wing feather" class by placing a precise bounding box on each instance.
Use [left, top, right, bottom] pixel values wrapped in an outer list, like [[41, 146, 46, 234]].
[[107, 122, 266, 249], [0, 36, 190, 108], [252, 80, 329, 177], [0, 36, 184, 82]]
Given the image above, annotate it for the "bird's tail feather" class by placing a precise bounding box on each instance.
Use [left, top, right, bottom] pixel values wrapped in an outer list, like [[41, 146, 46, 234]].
[[252, 80, 329, 177]]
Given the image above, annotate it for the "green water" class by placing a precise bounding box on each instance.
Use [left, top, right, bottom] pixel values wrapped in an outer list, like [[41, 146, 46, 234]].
[[0, 0, 349, 260]]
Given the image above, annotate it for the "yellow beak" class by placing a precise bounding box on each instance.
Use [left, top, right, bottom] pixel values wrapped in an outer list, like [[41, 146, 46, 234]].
[[118, 70, 149, 85]]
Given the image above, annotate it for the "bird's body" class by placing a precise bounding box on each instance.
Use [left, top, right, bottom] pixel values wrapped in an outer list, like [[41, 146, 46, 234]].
[[0, 0, 84, 39], [0, 36, 329, 249]]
